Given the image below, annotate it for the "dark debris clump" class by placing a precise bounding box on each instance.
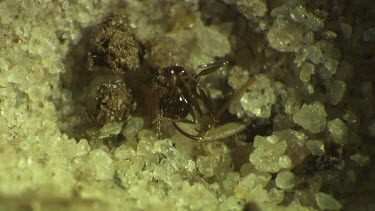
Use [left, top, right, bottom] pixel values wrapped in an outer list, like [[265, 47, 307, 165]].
[[88, 14, 143, 75], [95, 82, 136, 125], [146, 36, 185, 70]]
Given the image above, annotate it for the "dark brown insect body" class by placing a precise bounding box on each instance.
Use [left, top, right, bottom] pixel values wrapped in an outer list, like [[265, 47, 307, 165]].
[[156, 66, 192, 120], [152, 64, 219, 139], [151, 61, 252, 141]]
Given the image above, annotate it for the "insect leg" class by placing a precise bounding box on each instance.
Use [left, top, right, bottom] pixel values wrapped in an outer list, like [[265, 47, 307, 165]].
[[199, 122, 247, 142], [196, 61, 228, 77], [216, 76, 256, 119], [173, 122, 202, 140]]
